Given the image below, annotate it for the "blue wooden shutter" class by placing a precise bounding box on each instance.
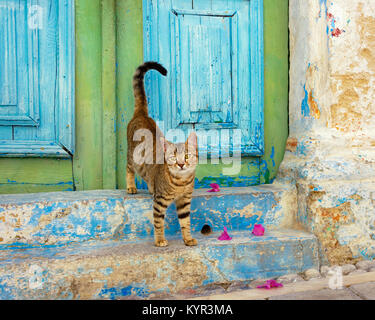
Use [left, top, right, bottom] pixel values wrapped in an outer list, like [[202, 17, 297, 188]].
[[0, 0, 74, 157], [143, 0, 264, 157]]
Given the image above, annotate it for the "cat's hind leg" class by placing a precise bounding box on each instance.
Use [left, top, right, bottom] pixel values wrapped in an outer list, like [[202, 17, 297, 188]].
[[126, 164, 138, 194], [176, 195, 197, 246]]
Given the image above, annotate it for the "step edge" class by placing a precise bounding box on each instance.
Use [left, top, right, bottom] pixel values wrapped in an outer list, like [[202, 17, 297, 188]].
[[0, 185, 294, 205]]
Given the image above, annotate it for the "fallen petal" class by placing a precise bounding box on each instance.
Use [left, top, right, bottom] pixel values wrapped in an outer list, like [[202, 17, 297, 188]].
[[252, 224, 265, 236], [218, 226, 232, 241], [257, 280, 283, 290], [208, 183, 220, 192]]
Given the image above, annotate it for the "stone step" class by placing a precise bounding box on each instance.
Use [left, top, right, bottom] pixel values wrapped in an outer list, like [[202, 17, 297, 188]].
[[0, 228, 318, 299], [0, 184, 296, 246]]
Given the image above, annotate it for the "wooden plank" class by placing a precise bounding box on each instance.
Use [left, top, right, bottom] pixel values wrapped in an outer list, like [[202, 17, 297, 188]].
[[0, 0, 39, 126], [116, 0, 143, 189], [171, 0, 193, 10], [14, 0, 57, 142], [154, 0, 171, 122], [0, 128, 12, 140], [0, 141, 70, 157], [74, 0, 103, 190], [0, 0, 17, 107], [190, 0, 211, 10], [101, 0, 117, 189], [249, 0, 265, 154], [57, 0, 75, 153]]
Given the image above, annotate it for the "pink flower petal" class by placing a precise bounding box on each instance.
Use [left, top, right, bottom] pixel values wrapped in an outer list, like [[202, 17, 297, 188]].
[[218, 227, 232, 241], [252, 224, 265, 236], [208, 183, 220, 192], [257, 280, 283, 290]]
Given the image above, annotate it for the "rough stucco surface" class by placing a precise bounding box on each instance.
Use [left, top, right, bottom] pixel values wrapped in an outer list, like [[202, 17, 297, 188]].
[[0, 230, 318, 299], [0, 186, 296, 246], [280, 0, 375, 263], [0, 187, 319, 299]]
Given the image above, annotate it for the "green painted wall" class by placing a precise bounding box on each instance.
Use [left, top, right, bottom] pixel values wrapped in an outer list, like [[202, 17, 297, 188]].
[[74, 0, 103, 191], [0, 0, 288, 194], [116, 0, 144, 190], [0, 158, 73, 194], [261, 0, 289, 184], [102, 0, 117, 189]]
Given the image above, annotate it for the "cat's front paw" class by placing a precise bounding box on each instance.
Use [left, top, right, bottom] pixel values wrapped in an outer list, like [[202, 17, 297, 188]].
[[184, 238, 198, 246], [127, 187, 138, 194], [155, 239, 168, 247]]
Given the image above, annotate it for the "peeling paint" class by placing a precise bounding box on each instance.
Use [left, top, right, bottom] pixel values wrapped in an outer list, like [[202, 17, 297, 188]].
[[0, 228, 318, 299], [0, 186, 296, 246], [286, 137, 298, 153], [282, 0, 375, 264]]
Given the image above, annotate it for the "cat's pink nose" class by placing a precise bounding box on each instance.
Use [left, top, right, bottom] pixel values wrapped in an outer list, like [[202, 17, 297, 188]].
[[178, 163, 184, 169]]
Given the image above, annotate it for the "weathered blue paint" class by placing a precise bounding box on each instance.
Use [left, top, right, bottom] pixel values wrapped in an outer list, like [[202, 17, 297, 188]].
[[143, 0, 264, 157], [0, 0, 74, 157], [99, 284, 150, 299], [0, 229, 319, 300], [0, 185, 321, 299], [200, 232, 318, 286], [319, 0, 328, 18], [270, 146, 275, 167], [0, 186, 295, 246], [301, 85, 310, 117], [0, 0, 38, 126]]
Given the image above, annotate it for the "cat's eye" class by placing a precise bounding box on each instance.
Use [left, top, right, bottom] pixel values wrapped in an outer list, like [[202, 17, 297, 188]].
[[185, 154, 189, 160]]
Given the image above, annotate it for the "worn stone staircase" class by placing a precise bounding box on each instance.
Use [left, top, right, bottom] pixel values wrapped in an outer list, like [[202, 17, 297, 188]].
[[0, 183, 319, 299]]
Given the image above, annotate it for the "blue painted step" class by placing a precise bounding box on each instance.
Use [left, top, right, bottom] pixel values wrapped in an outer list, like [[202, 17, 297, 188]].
[[0, 185, 296, 246], [0, 185, 318, 299], [0, 229, 318, 299]]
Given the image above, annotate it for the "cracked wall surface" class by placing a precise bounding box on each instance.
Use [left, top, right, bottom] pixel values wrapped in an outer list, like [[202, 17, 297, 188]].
[[281, 0, 375, 263]]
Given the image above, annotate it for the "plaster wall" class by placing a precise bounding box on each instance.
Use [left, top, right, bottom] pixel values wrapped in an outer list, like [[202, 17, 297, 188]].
[[282, 0, 375, 263]]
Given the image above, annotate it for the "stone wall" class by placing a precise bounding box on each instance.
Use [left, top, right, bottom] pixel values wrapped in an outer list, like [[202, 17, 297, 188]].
[[279, 0, 375, 264]]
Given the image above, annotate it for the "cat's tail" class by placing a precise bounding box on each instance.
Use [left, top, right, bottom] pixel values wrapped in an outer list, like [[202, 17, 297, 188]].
[[133, 61, 167, 116]]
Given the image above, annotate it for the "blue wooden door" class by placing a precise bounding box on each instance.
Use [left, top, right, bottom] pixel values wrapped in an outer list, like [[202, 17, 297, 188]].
[[0, 0, 74, 157], [143, 0, 263, 158]]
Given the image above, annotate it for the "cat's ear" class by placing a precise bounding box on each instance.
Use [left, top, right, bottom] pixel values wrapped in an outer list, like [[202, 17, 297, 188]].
[[187, 131, 198, 150]]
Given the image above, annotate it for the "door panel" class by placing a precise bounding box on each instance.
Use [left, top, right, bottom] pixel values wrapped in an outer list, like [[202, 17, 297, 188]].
[[143, 0, 264, 158], [173, 10, 235, 126], [0, 0, 74, 157], [0, 0, 39, 126]]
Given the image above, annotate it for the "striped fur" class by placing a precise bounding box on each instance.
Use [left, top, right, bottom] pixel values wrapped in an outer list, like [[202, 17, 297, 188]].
[[133, 62, 167, 116], [127, 62, 198, 247]]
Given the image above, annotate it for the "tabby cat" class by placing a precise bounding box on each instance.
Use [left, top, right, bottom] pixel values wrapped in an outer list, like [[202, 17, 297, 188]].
[[127, 62, 198, 247]]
